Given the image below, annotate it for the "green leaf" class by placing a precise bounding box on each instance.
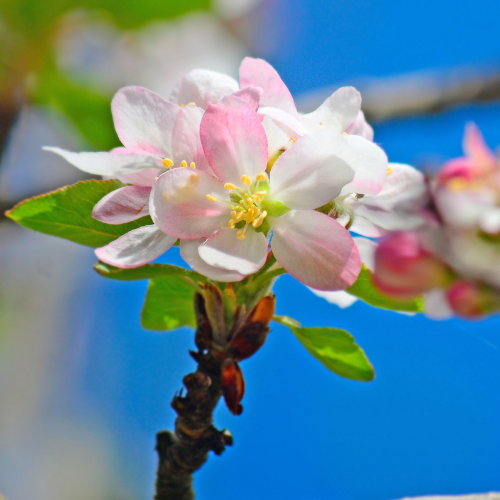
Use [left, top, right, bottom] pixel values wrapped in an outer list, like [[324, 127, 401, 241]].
[[94, 261, 207, 283], [30, 65, 118, 150], [5, 179, 152, 247], [274, 316, 375, 382], [141, 276, 197, 331], [347, 265, 424, 313]]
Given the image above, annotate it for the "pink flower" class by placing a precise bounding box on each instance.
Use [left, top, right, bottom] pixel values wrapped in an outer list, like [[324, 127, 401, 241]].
[[239, 57, 384, 196], [43, 84, 263, 272], [150, 95, 369, 291], [446, 281, 500, 319]]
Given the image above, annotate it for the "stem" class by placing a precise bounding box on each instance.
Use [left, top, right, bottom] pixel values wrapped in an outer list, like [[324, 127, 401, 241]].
[[154, 295, 233, 500]]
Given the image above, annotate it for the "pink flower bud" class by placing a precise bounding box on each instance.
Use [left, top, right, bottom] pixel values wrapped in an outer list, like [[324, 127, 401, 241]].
[[446, 281, 500, 319], [374, 232, 449, 299]]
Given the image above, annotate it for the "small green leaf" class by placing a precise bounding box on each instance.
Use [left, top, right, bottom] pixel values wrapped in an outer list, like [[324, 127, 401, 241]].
[[94, 262, 208, 283], [6, 179, 152, 247], [141, 276, 196, 331], [274, 316, 374, 381], [347, 265, 424, 313]]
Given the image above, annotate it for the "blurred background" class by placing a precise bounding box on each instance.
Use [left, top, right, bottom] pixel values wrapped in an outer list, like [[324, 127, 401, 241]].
[[1, 1, 500, 499]]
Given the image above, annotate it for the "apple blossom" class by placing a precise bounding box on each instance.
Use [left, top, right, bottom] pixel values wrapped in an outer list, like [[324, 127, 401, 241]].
[[149, 94, 391, 290]]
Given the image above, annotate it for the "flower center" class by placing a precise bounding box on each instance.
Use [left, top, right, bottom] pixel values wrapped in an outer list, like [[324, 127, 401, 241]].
[[206, 173, 269, 240]]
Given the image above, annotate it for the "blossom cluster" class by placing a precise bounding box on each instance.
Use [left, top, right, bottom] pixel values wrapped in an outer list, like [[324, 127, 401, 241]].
[[46, 57, 434, 300], [373, 125, 500, 318]]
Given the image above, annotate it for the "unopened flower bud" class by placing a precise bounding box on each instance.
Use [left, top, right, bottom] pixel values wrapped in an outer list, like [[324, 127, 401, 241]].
[[374, 232, 449, 299], [446, 281, 500, 319], [221, 359, 245, 416]]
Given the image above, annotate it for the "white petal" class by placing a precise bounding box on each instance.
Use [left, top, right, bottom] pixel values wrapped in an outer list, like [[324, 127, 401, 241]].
[[198, 227, 268, 275], [150, 168, 229, 239], [169, 68, 239, 110], [309, 289, 358, 308], [348, 215, 387, 238], [258, 106, 306, 138], [352, 237, 377, 270], [424, 289, 453, 319], [95, 225, 176, 268], [180, 238, 246, 282], [301, 87, 361, 135], [43, 147, 156, 176], [171, 105, 211, 172], [479, 208, 500, 234], [339, 134, 389, 196], [345, 110, 374, 141], [270, 210, 361, 290], [112, 168, 161, 187], [92, 185, 151, 224], [270, 130, 355, 210], [112, 86, 179, 157]]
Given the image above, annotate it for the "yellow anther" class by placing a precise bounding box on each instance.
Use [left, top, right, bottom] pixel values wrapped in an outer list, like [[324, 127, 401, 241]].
[[448, 178, 468, 192], [162, 158, 174, 168], [386, 166, 394, 175], [236, 230, 246, 240], [224, 183, 236, 190], [342, 132, 347, 135], [154, 176, 159, 180], [255, 172, 267, 182], [228, 220, 236, 229], [252, 219, 263, 228], [252, 195, 261, 203], [206, 194, 218, 202], [235, 211, 246, 222], [289, 137, 296, 143], [180, 160, 188, 168], [256, 190, 267, 196], [247, 198, 254, 206], [187, 102, 196, 106], [231, 211, 237, 219], [241, 175, 252, 185], [261, 210, 268, 219], [189, 162, 196, 169]]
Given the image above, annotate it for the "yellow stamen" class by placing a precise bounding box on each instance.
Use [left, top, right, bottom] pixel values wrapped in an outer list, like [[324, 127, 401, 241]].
[[256, 190, 267, 196], [189, 162, 196, 169], [235, 211, 246, 222], [187, 102, 196, 106], [255, 172, 267, 182], [386, 166, 394, 175], [225, 183, 236, 190], [342, 132, 347, 136], [228, 220, 236, 229], [162, 158, 174, 168], [448, 178, 468, 192], [252, 218, 263, 228], [236, 230, 246, 240], [251, 195, 261, 203], [154, 176, 159, 180], [206, 194, 218, 202], [289, 137, 296, 143], [247, 198, 254, 206], [231, 211, 237, 219], [180, 160, 188, 168], [241, 175, 252, 185]]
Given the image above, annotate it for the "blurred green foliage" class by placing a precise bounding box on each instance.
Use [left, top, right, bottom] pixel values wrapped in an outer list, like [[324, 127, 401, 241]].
[[0, 0, 212, 149]]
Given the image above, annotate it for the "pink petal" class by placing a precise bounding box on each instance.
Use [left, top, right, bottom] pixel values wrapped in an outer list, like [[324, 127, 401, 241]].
[[200, 95, 268, 185], [232, 85, 264, 111], [112, 169, 161, 187], [463, 122, 496, 170], [270, 210, 361, 291], [171, 105, 211, 172], [92, 185, 151, 224], [345, 110, 374, 141], [198, 227, 268, 275], [43, 147, 156, 176], [95, 225, 176, 269], [339, 134, 389, 196], [352, 237, 377, 270], [179, 239, 246, 282], [240, 57, 298, 117], [257, 106, 306, 138], [270, 130, 355, 210], [150, 168, 228, 239], [301, 87, 362, 135], [169, 69, 239, 110], [111, 86, 179, 156]]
